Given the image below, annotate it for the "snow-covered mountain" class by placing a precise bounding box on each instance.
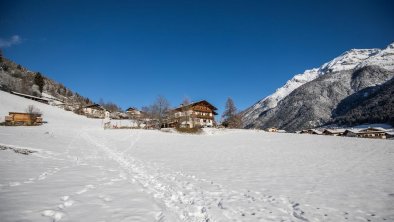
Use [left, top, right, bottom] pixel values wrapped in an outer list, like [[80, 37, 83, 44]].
[[356, 42, 394, 70], [242, 42, 394, 129]]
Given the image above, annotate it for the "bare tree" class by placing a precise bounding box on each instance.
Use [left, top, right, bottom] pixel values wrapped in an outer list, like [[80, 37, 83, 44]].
[[25, 105, 42, 123], [150, 95, 171, 128], [26, 105, 42, 115], [222, 97, 242, 128]]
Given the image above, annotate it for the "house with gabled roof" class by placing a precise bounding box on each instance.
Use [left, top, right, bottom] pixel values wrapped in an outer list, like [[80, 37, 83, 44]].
[[82, 104, 109, 119], [354, 127, 387, 139], [126, 107, 142, 119], [164, 100, 218, 128], [300, 129, 322, 135], [322, 129, 346, 136]]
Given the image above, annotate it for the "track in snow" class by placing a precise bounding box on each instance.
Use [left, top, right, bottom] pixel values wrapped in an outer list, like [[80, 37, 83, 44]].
[[81, 130, 309, 222]]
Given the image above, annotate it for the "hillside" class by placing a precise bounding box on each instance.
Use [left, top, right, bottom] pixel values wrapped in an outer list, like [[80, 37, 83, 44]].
[[332, 77, 394, 126], [0, 57, 93, 110]]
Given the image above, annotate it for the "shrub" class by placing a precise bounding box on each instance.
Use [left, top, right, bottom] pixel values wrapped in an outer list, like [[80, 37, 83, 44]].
[[175, 127, 202, 134]]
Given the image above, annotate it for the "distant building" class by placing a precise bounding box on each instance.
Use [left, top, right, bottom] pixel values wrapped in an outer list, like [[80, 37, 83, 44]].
[[126, 107, 142, 119], [342, 129, 359, 137], [300, 129, 322, 135], [342, 127, 388, 139], [384, 131, 394, 139], [82, 104, 109, 119], [322, 129, 345, 136], [164, 100, 218, 128], [354, 127, 387, 139], [266, 127, 278, 132]]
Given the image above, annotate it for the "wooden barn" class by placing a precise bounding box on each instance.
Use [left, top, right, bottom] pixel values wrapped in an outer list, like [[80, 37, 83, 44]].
[[5, 112, 43, 126]]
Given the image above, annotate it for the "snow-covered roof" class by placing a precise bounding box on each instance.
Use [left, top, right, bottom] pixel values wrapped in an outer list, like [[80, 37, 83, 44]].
[[358, 127, 387, 133], [301, 129, 322, 134], [173, 100, 218, 113], [322, 129, 346, 134]]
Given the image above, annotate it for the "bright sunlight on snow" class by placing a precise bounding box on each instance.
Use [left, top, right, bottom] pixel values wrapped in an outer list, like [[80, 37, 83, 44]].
[[0, 90, 393, 222]]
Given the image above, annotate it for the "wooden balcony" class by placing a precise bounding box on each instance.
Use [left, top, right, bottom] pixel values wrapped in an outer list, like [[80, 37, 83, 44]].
[[191, 114, 214, 119]]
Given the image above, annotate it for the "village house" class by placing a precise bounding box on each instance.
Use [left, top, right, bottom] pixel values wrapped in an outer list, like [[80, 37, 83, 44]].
[[342, 127, 391, 139], [300, 129, 322, 135], [342, 129, 359, 137], [384, 131, 394, 139], [126, 107, 142, 119], [82, 104, 110, 119], [353, 127, 387, 139], [164, 100, 218, 128], [266, 127, 278, 132], [322, 129, 346, 136]]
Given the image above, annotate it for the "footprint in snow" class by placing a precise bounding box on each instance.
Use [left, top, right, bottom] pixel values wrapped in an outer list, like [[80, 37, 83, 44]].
[[76, 184, 96, 194], [9, 182, 21, 187], [38, 172, 48, 180], [22, 178, 36, 184], [41, 210, 64, 222], [59, 200, 75, 209], [98, 194, 113, 202]]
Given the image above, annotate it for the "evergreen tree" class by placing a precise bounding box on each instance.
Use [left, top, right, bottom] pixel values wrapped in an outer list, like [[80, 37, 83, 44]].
[[34, 72, 45, 93]]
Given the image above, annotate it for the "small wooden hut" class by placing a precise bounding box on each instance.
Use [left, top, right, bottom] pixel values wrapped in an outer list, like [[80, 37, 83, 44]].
[[5, 112, 43, 126]]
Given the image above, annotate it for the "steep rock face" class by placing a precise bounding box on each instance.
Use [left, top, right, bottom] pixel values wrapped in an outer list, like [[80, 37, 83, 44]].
[[242, 42, 394, 130], [248, 66, 393, 132]]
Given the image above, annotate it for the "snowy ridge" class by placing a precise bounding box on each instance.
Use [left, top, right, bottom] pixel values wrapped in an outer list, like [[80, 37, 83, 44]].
[[242, 42, 394, 127], [356, 42, 394, 70], [318, 48, 379, 73]]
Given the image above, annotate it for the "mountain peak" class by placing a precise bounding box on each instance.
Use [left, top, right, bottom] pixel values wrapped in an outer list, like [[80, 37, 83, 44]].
[[242, 42, 394, 128]]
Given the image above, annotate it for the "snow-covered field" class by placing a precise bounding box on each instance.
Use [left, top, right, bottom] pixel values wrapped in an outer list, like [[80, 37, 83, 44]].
[[0, 90, 393, 222]]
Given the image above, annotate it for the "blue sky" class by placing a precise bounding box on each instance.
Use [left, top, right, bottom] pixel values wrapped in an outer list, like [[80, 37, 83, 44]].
[[1, 0, 393, 116]]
